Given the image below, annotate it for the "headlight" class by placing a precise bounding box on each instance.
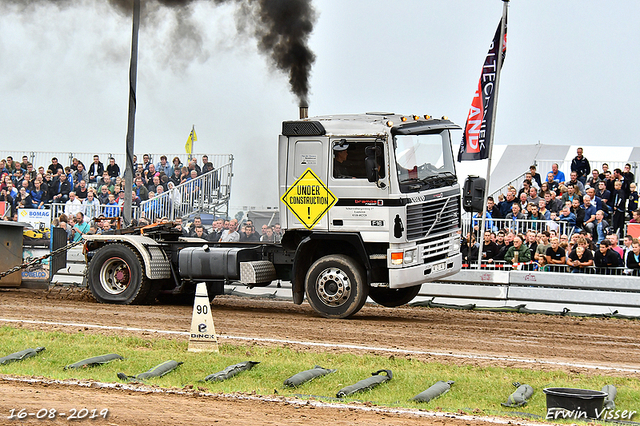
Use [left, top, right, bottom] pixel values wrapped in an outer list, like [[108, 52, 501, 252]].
[[404, 249, 417, 264], [451, 235, 460, 253]]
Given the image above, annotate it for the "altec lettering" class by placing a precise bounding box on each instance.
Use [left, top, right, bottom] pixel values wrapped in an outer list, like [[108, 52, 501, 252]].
[[458, 18, 506, 162]]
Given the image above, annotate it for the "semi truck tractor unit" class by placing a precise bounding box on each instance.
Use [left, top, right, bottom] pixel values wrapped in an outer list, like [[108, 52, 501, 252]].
[[85, 112, 462, 318]]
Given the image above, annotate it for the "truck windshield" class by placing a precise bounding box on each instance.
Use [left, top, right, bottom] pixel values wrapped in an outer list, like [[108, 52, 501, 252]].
[[394, 130, 457, 192]]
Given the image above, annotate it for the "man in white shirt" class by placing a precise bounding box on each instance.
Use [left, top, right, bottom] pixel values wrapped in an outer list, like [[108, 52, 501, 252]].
[[219, 219, 240, 242]]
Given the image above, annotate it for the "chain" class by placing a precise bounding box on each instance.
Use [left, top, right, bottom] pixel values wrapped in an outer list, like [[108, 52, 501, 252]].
[[0, 239, 85, 280]]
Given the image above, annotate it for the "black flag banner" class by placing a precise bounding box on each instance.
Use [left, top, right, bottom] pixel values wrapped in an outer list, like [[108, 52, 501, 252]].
[[458, 18, 507, 162]]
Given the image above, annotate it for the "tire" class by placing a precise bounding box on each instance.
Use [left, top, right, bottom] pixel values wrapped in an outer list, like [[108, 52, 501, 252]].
[[87, 243, 152, 305], [369, 285, 421, 307], [305, 255, 368, 319]]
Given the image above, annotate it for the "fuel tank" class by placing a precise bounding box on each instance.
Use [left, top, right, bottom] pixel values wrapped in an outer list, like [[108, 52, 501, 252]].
[[179, 246, 260, 280]]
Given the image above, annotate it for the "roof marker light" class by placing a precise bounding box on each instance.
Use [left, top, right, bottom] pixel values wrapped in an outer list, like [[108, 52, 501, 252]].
[[424, 115, 431, 120]]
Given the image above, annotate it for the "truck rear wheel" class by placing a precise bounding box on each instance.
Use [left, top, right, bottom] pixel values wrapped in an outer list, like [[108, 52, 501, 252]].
[[369, 285, 421, 307], [305, 255, 368, 319], [88, 243, 152, 305]]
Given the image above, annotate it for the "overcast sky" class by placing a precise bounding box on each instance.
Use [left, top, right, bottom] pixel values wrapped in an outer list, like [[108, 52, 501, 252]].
[[1, 0, 638, 208]]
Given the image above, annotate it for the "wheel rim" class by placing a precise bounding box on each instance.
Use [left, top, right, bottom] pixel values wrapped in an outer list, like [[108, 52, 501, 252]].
[[315, 267, 351, 307], [99, 257, 132, 295]]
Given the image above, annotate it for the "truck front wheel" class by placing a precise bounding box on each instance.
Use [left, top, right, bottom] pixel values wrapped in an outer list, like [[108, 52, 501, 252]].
[[369, 285, 421, 307], [87, 243, 152, 304], [304, 255, 368, 319]]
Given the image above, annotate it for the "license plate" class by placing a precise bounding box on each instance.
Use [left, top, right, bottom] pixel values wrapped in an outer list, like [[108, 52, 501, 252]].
[[432, 262, 446, 272]]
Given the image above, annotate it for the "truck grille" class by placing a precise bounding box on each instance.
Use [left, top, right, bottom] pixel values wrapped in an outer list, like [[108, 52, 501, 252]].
[[406, 196, 460, 241]]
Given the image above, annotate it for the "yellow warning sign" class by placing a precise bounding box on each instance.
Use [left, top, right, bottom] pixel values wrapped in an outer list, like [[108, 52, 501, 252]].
[[281, 168, 337, 230]]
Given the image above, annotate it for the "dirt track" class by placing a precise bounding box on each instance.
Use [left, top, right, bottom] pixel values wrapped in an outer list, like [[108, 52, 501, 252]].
[[1, 287, 640, 425]]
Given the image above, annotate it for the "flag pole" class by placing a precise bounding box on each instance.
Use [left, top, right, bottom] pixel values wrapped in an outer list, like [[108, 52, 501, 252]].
[[123, 0, 140, 227], [477, 0, 508, 268]]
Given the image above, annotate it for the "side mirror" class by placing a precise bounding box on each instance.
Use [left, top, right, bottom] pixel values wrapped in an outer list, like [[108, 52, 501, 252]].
[[365, 157, 378, 183]]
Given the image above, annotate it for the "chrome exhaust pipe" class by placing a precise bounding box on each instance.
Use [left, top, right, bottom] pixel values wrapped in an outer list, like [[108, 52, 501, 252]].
[[299, 106, 308, 119]]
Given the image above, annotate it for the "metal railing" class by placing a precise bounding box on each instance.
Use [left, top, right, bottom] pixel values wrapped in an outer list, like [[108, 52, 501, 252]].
[[47, 159, 233, 223], [138, 161, 233, 222], [462, 216, 576, 237]]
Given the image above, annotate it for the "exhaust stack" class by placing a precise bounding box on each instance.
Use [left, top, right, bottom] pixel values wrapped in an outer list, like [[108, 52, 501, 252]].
[[300, 106, 308, 119]]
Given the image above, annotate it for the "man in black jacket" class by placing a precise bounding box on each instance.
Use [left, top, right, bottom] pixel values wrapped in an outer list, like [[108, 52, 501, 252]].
[[51, 173, 71, 203], [570, 147, 590, 185], [594, 239, 622, 271], [88, 155, 104, 184]]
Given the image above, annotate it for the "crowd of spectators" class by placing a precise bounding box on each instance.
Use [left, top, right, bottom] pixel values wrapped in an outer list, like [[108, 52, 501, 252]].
[[172, 216, 283, 244], [464, 147, 640, 274], [0, 153, 217, 223]]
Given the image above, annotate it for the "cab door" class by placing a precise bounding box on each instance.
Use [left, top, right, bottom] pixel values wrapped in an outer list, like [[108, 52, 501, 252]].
[[283, 137, 329, 231]]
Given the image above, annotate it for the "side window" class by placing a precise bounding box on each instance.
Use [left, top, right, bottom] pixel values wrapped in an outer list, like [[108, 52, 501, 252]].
[[332, 140, 385, 179]]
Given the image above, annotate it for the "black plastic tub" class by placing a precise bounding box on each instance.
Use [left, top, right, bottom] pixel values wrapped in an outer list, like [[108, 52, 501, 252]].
[[543, 387, 608, 419]]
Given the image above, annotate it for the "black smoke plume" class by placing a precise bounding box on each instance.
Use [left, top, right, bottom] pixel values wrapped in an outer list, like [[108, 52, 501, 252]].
[[1, 0, 317, 106]]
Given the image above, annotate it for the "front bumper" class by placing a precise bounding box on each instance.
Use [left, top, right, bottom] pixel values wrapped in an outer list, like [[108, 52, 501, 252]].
[[388, 253, 462, 289]]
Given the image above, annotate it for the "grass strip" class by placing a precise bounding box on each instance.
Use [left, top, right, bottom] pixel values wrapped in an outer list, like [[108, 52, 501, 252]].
[[1, 326, 639, 421]]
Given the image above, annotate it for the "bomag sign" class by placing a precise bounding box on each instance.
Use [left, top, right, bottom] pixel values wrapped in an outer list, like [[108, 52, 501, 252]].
[[281, 168, 337, 230]]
